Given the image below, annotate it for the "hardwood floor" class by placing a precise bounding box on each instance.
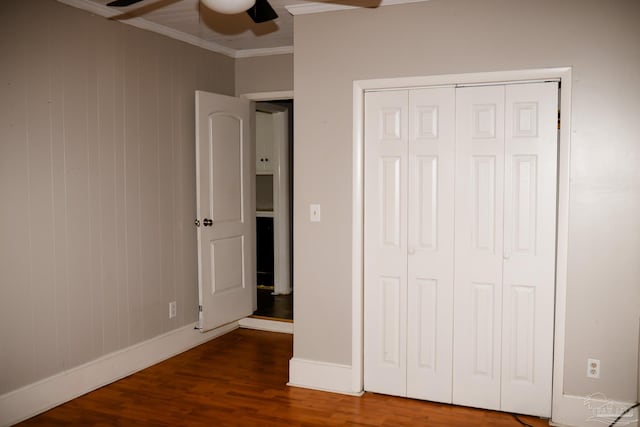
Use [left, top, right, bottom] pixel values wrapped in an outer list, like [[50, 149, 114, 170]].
[[19, 329, 549, 426]]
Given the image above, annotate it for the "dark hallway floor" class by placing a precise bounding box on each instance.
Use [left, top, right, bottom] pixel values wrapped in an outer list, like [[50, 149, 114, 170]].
[[253, 287, 293, 320]]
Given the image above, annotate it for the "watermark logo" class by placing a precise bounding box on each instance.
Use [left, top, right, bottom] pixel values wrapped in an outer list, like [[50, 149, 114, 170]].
[[584, 393, 639, 426]]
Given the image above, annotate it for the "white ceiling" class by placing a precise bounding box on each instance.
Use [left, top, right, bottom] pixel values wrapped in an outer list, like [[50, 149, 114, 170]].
[[58, 0, 428, 58]]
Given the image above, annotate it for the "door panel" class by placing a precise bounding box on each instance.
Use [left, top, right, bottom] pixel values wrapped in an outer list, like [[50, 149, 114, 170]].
[[196, 91, 254, 332], [508, 285, 536, 383], [381, 157, 402, 248], [210, 236, 244, 294], [415, 278, 437, 369], [501, 82, 558, 417], [471, 282, 496, 378], [364, 90, 408, 396], [512, 155, 538, 253], [406, 87, 455, 403], [453, 85, 505, 411], [415, 156, 437, 249], [381, 276, 402, 366], [472, 155, 497, 252], [209, 114, 243, 222]]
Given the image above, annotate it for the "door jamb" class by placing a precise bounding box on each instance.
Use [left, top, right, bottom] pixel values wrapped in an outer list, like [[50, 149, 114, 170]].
[[351, 68, 572, 419], [241, 91, 294, 101]]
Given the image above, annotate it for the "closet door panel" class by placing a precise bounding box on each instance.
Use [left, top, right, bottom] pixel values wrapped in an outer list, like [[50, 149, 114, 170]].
[[501, 82, 558, 417], [364, 90, 409, 396], [406, 87, 455, 403], [453, 86, 505, 410]]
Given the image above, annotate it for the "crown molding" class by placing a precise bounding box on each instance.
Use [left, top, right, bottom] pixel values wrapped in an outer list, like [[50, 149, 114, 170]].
[[57, 0, 419, 59], [286, 0, 430, 16], [235, 45, 294, 58]]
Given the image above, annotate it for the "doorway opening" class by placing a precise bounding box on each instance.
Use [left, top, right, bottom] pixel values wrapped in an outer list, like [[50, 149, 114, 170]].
[[253, 99, 294, 321]]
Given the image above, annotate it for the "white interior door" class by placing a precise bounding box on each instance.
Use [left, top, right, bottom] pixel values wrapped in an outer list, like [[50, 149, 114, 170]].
[[196, 91, 254, 332], [453, 85, 506, 411], [500, 82, 558, 417], [406, 87, 455, 403], [364, 90, 409, 396]]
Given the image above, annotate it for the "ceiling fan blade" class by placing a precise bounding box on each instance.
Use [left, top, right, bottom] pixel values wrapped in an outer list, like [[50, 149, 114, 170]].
[[246, 0, 278, 23], [106, 0, 146, 7]]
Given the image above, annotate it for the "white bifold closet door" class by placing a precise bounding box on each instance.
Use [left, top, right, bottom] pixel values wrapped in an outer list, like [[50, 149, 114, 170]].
[[364, 87, 456, 403], [364, 82, 558, 417], [453, 82, 558, 416], [364, 89, 409, 397]]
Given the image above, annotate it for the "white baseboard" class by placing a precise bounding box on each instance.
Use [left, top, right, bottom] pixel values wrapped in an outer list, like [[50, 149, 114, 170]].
[[238, 317, 294, 334], [552, 393, 638, 427], [288, 357, 363, 396], [0, 322, 238, 426]]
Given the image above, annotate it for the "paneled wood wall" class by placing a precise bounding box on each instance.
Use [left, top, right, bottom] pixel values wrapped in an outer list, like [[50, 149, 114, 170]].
[[0, 0, 235, 394]]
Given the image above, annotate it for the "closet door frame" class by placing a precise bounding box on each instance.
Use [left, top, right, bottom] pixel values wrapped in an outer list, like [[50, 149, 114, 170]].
[[351, 68, 573, 423]]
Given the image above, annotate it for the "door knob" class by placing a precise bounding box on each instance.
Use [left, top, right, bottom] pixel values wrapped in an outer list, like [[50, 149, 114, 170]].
[[203, 218, 213, 226]]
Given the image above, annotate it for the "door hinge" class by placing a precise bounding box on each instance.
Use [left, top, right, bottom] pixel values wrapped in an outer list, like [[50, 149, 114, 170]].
[[198, 305, 203, 312], [558, 110, 561, 130]]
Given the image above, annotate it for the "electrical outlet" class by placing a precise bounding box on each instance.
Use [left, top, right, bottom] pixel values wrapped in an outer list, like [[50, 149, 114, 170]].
[[587, 358, 600, 379], [169, 301, 176, 319]]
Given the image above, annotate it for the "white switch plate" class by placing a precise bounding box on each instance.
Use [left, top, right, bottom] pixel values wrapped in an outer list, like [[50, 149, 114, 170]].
[[169, 301, 176, 319], [310, 204, 321, 222]]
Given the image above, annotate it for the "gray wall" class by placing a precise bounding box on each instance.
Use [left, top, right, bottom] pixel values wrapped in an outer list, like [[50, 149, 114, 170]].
[[235, 54, 294, 95], [292, 0, 640, 401], [0, 0, 234, 394]]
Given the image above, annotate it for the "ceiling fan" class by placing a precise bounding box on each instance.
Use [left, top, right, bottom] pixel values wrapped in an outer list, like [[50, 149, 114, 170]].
[[106, 0, 279, 24]]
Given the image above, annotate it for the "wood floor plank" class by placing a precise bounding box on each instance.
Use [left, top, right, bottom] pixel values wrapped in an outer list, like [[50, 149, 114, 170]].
[[18, 329, 549, 426]]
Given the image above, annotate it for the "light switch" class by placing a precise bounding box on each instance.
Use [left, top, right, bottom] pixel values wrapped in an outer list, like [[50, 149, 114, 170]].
[[310, 204, 321, 222]]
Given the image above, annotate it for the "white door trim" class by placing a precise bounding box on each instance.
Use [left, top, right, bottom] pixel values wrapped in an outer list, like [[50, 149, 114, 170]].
[[352, 68, 573, 421], [240, 91, 294, 101], [238, 317, 294, 334]]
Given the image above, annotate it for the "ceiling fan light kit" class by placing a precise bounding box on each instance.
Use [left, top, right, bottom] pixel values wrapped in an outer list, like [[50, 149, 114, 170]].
[[200, 0, 255, 14]]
